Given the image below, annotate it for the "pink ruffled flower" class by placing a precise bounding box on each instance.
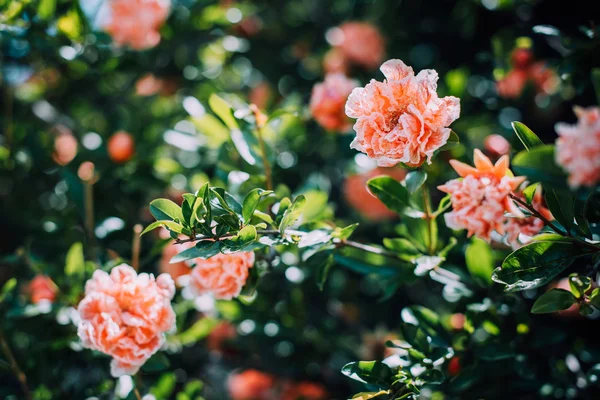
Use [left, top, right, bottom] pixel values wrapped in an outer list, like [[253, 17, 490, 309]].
[[310, 74, 358, 132], [343, 167, 407, 221], [438, 150, 526, 241], [346, 59, 460, 167], [555, 106, 600, 188], [228, 369, 275, 400], [103, 0, 170, 50], [329, 22, 385, 70], [503, 185, 553, 249], [189, 252, 254, 300], [77, 264, 175, 377]]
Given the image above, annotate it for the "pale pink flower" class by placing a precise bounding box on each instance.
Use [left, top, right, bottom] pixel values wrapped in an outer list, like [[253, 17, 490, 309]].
[[228, 369, 275, 400], [310, 74, 358, 132], [330, 22, 385, 70], [555, 106, 600, 188], [103, 0, 170, 50], [438, 150, 526, 241], [503, 185, 553, 249], [77, 264, 175, 377], [346, 59, 460, 167], [189, 252, 254, 300], [484, 134, 511, 159]]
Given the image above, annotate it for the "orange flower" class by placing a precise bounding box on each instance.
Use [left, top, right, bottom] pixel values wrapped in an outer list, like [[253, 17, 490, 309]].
[[189, 252, 254, 300], [344, 167, 407, 221], [281, 381, 328, 400], [496, 69, 528, 99], [159, 241, 192, 285], [52, 126, 77, 166], [28, 275, 57, 304], [330, 22, 385, 70], [77, 264, 175, 377], [529, 62, 559, 95], [503, 185, 553, 249], [103, 0, 170, 50], [555, 106, 600, 188], [227, 369, 275, 400], [206, 321, 237, 353], [310, 74, 358, 132], [438, 150, 526, 241], [346, 59, 460, 167]]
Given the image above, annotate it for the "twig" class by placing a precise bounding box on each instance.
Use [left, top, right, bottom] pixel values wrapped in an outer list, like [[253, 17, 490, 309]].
[[421, 185, 435, 255], [509, 193, 565, 236], [133, 373, 143, 400], [84, 180, 96, 261], [0, 328, 31, 400], [132, 224, 142, 271], [251, 104, 273, 191]]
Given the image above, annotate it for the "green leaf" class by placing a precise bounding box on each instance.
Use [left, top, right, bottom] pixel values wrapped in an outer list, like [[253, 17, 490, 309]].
[[150, 373, 177, 399], [332, 223, 359, 240], [404, 306, 450, 346], [222, 225, 257, 252], [177, 317, 219, 345], [531, 289, 576, 314], [141, 220, 183, 236], [170, 241, 220, 263], [208, 94, 238, 130], [279, 195, 306, 233], [492, 240, 591, 292], [400, 324, 430, 353], [367, 176, 410, 214], [383, 238, 421, 261], [592, 68, 600, 104], [439, 130, 459, 151], [309, 250, 335, 291], [405, 171, 428, 194], [522, 183, 539, 205], [351, 390, 390, 400], [512, 145, 567, 187], [544, 190, 574, 234], [589, 288, 600, 310], [242, 189, 273, 223], [37, 0, 56, 20], [568, 275, 591, 299], [0, 278, 17, 303], [141, 353, 171, 372], [150, 199, 184, 222], [574, 195, 593, 238], [65, 242, 84, 278], [341, 361, 393, 385], [465, 238, 494, 286], [420, 369, 444, 384], [512, 122, 543, 151]]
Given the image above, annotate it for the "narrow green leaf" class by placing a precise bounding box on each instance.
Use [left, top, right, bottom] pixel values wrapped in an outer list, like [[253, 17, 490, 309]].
[[531, 289, 576, 314], [309, 250, 335, 291], [341, 361, 393, 385], [512, 122, 543, 151], [367, 176, 410, 215], [332, 223, 359, 240], [38, 0, 56, 20], [242, 189, 273, 223], [177, 317, 219, 345], [522, 183, 539, 205], [141, 220, 183, 236], [170, 241, 220, 263], [544, 190, 574, 234], [0, 278, 17, 303], [279, 195, 306, 233], [208, 94, 238, 130], [150, 199, 184, 222]]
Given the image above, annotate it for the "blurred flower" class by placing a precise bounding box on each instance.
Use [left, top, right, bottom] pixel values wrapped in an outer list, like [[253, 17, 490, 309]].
[[496, 69, 528, 99], [189, 252, 254, 300], [77, 161, 96, 182], [135, 74, 177, 96], [228, 369, 275, 400], [28, 275, 57, 305], [360, 327, 401, 360], [52, 126, 78, 166], [449, 313, 465, 330], [503, 185, 553, 249], [323, 49, 349, 75], [310, 73, 358, 132], [108, 131, 135, 164], [160, 241, 192, 286], [77, 264, 175, 377], [206, 320, 237, 353], [281, 381, 328, 400], [234, 16, 264, 38], [329, 22, 385, 70], [438, 150, 526, 241], [343, 167, 407, 221], [511, 48, 534, 69], [529, 62, 559, 95], [103, 0, 170, 50], [483, 134, 511, 159], [447, 356, 461, 376], [555, 106, 600, 188], [249, 82, 273, 111], [346, 59, 460, 167]]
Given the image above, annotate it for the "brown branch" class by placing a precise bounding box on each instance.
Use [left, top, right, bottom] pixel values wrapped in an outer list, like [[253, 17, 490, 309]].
[[509, 193, 566, 236], [0, 328, 31, 400], [131, 224, 142, 271]]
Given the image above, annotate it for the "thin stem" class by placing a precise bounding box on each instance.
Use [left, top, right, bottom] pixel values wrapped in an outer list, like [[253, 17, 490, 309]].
[[0, 327, 31, 400], [132, 224, 142, 271], [251, 105, 273, 191], [509, 193, 565, 236], [84, 181, 96, 261], [421, 185, 435, 255], [133, 373, 143, 400], [133, 387, 142, 400]]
